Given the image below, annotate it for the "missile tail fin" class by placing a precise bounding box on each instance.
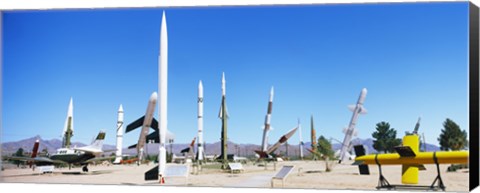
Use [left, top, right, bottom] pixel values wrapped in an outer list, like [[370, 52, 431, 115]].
[[359, 106, 368, 114], [145, 166, 159, 181], [348, 105, 356, 112], [353, 145, 370, 175]]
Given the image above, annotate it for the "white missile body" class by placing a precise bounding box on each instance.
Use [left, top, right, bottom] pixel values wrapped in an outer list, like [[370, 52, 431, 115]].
[[62, 98, 74, 134], [158, 11, 168, 183], [197, 81, 204, 161], [261, 87, 274, 152], [218, 72, 229, 118], [338, 88, 368, 163], [114, 104, 124, 164], [298, 119, 304, 159], [62, 97, 74, 148], [266, 126, 298, 155], [136, 92, 158, 162]]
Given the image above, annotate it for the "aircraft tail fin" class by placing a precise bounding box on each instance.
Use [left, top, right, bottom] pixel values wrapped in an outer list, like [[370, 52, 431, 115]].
[[74, 131, 105, 153]]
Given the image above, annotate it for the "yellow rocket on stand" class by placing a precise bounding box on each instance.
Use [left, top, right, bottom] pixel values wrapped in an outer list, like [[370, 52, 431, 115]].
[[353, 133, 469, 190]]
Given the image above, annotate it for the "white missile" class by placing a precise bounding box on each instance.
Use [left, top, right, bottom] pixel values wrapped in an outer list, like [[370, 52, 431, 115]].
[[298, 119, 304, 160], [338, 88, 368, 163], [197, 81, 204, 161], [261, 87, 274, 152], [62, 97, 74, 148], [114, 104, 124, 164], [221, 72, 226, 96], [158, 11, 168, 184], [266, 126, 298, 155], [135, 92, 158, 162], [218, 72, 229, 118], [219, 72, 229, 164]]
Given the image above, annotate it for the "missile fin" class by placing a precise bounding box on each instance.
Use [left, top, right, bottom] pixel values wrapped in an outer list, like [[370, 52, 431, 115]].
[[145, 166, 159, 181], [359, 106, 368, 114], [417, 164, 427, 171], [128, 144, 138, 149], [126, 116, 145, 133], [151, 118, 159, 131], [348, 105, 356, 112]]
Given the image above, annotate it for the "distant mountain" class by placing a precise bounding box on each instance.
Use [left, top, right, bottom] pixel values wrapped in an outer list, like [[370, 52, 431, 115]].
[[1, 136, 115, 156], [1, 136, 439, 157]]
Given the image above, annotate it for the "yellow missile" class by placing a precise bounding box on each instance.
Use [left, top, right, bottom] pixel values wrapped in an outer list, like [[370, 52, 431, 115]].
[[354, 134, 468, 186], [355, 150, 469, 165]]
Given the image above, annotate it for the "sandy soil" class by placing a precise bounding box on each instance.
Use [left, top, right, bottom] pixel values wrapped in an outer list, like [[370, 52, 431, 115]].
[[0, 160, 469, 192]]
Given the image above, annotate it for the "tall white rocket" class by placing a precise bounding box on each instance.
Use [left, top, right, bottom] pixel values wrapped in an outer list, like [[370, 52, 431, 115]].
[[298, 119, 304, 160], [158, 11, 168, 183], [261, 87, 274, 152], [197, 81, 204, 161], [114, 104, 124, 164], [338, 88, 368, 163], [62, 97, 74, 148]]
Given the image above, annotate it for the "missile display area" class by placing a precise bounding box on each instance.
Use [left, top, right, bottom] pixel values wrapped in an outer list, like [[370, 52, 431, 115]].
[[1, 4, 476, 192]]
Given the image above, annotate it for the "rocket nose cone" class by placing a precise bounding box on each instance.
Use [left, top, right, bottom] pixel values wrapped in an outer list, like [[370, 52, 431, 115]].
[[151, 92, 158, 101], [199, 80, 203, 89], [119, 104, 124, 112], [162, 11, 166, 23], [362, 88, 368, 95], [269, 86, 274, 101]]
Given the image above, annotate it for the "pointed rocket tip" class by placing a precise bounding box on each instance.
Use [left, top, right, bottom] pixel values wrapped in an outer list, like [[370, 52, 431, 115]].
[[119, 104, 124, 111], [151, 92, 158, 100], [199, 80, 203, 86]]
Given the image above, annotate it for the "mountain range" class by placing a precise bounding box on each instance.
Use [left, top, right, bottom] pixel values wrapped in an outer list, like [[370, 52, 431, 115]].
[[0, 136, 439, 157]]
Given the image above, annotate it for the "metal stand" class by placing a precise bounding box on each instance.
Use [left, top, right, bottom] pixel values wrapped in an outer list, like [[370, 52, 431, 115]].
[[374, 152, 446, 191], [375, 154, 393, 190], [430, 152, 446, 191]]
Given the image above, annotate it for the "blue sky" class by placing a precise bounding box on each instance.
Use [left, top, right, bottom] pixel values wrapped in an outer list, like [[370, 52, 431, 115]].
[[2, 3, 470, 149]]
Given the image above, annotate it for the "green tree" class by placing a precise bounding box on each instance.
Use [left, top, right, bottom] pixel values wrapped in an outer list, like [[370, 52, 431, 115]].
[[12, 148, 25, 167], [372, 122, 401, 153], [14, 148, 24, 157], [317, 135, 334, 159], [438, 119, 468, 151]]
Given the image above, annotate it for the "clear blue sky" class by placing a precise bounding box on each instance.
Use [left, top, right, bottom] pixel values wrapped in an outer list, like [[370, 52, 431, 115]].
[[2, 2, 470, 148]]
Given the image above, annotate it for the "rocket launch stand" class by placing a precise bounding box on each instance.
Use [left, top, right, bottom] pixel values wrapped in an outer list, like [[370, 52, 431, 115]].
[[375, 154, 393, 190], [375, 152, 447, 191], [429, 152, 446, 191]]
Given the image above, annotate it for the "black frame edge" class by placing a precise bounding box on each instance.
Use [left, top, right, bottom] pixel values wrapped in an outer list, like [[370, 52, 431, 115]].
[[469, 1, 479, 192]]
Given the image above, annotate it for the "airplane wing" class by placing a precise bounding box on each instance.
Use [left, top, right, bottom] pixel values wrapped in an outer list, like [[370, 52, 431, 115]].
[[81, 156, 115, 164], [126, 116, 145, 133], [5, 156, 66, 164], [4, 156, 36, 162]]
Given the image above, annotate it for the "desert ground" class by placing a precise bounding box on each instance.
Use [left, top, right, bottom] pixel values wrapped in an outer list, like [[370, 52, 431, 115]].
[[0, 160, 469, 192]]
